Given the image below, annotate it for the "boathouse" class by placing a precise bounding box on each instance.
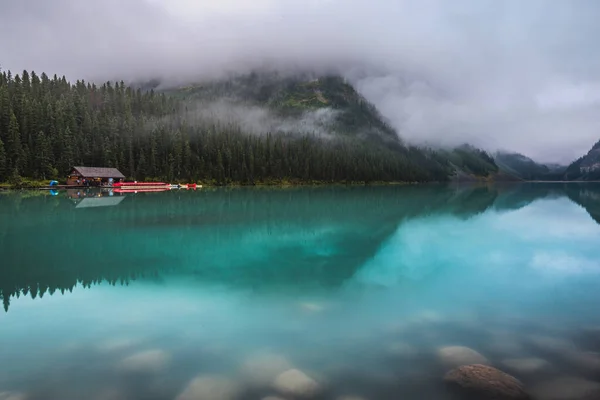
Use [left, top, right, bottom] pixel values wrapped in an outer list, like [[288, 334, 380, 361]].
[[67, 166, 125, 186]]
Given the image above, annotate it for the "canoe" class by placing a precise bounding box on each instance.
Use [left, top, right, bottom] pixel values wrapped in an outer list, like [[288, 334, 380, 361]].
[[113, 188, 170, 193], [113, 182, 167, 187]]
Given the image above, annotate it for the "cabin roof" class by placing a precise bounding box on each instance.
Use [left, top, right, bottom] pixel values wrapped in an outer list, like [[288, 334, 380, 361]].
[[72, 166, 125, 179]]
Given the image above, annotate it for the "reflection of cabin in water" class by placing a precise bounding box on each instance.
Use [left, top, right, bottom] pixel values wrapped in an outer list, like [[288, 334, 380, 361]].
[[67, 188, 126, 208], [67, 166, 125, 186]]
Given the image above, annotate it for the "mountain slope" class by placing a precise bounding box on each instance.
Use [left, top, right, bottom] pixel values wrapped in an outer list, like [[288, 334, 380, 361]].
[[564, 139, 600, 181], [494, 152, 550, 180], [156, 71, 461, 183], [164, 72, 503, 180], [166, 72, 400, 146], [426, 144, 499, 181], [447, 145, 499, 177]]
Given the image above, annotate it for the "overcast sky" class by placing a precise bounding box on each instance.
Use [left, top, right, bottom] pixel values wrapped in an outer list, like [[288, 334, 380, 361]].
[[1, 0, 599, 163]]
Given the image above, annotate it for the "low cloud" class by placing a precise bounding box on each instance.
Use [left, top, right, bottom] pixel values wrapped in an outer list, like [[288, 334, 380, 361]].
[[180, 100, 339, 138], [1, 0, 600, 163]]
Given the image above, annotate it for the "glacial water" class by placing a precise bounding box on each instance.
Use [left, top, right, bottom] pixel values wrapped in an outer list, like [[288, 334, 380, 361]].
[[1, 184, 600, 400]]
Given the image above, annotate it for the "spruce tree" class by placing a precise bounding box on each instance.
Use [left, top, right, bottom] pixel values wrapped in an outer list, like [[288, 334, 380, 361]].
[[136, 150, 147, 180], [6, 111, 23, 175], [0, 86, 10, 141], [34, 131, 53, 179], [0, 137, 6, 181]]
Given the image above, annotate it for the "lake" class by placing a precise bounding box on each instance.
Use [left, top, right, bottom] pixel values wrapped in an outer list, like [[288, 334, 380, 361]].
[[1, 184, 600, 400]]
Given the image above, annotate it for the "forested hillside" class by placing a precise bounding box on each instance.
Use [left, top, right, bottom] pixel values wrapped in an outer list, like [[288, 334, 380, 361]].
[[0, 69, 464, 185], [494, 151, 553, 180], [439, 144, 499, 177], [168, 73, 400, 145]]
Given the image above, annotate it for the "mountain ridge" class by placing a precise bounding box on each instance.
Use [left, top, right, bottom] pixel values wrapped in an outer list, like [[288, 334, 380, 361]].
[[163, 72, 501, 180], [2, 67, 585, 185], [564, 139, 600, 181]]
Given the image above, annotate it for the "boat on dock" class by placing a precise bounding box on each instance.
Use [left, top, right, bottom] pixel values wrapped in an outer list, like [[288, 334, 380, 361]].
[[112, 182, 200, 193], [169, 183, 198, 189], [112, 182, 168, 190], [113, 187, 170, 194]]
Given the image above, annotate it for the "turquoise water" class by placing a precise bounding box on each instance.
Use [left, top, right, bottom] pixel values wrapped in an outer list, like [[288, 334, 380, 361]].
[[1, 184, 600, 399]]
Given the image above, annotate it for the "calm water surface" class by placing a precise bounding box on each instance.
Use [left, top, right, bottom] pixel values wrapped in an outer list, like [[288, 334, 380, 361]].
[[1, 184, 600, 400]]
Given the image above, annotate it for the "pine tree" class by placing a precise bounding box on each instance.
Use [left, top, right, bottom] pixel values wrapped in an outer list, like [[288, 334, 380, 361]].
[[6, 111, 23, 175], [34, 131, 53, 179], [149, 135, 157, 177], [0, 86, 10, 142], [58, 127, 75, 173], [136, 150, 147, 180], [0, 137, 6, 181], [166, 153, 175, 182]]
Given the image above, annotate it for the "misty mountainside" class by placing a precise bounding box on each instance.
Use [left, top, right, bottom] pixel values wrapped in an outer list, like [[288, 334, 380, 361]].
[[494, 151, 553, 181], [0, 67, 510, 185], [438, 144, 499, 179], [165, 72, 400, 145], [563, 139, 600, 181], [0, 68, 460, 185], [161, 72, 501, 180]]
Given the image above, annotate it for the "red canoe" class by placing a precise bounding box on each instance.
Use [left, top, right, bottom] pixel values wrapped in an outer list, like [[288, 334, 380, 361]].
[[113, 182, 167, 187]]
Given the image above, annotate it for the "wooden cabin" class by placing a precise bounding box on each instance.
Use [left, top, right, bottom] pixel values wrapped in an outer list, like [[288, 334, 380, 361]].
[[67, 166, 125, 186]]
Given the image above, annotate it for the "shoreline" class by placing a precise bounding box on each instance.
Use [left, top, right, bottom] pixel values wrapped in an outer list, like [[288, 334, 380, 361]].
[[1, 179, 599, 191]]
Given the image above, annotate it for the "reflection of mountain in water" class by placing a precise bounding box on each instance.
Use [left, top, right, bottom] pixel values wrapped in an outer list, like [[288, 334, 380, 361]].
[[1, 184, 599, 311], [492, 183, 558, 211], [564, 184, 600, 224]]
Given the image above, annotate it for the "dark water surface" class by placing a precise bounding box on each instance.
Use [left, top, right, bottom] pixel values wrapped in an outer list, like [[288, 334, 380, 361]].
[[1, 184, 600, 400]]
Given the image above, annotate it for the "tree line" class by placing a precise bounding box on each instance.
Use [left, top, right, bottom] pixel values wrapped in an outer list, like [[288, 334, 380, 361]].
[[0, 69, 455, 184]]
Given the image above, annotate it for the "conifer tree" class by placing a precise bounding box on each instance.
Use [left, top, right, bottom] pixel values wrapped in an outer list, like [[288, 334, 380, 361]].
[[0, 137, 6, 181], [0, 86, 10, 141], [34, 131, 53, 179], [6, 111, 23, 175]]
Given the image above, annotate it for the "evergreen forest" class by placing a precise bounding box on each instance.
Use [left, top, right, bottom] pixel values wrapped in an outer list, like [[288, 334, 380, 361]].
[[0, 69, 493, 185]]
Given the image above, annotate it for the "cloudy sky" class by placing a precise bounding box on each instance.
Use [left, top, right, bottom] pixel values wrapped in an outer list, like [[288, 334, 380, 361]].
[[1, 0, 599, 163]]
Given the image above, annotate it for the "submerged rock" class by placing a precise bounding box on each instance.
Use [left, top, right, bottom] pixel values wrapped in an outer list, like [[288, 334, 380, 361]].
[[527, 335, 575, 353], [336, 396, 368, 400], [444, 364, 531, 400], [96, 337, 141, 353], [176, 375, 241, 400], [387, 341, 418, 358], [438, 346, 489, 368], [92, 388, 127, 400], [563, 350, 600, 374], [273, 369, 322, 398], [488, 332, 523, 355], [384, 321, 408, 335], [530, 376, 600, 400], [410, 310, 444, 325], [0, 392, 26, 400], [240, 352, 293, 387], [298, 302, 325, 313], [576, 326, 600, 351], [117, 349, 171, 373], [501, 357, 551, 374]]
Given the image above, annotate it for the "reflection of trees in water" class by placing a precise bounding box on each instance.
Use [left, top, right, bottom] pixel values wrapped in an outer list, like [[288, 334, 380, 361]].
[[3, 183, 594, 312]]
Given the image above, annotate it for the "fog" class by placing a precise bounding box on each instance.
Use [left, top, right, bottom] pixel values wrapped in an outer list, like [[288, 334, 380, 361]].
[[1, 0, 600, 163], [179, 100, 339, 138]]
